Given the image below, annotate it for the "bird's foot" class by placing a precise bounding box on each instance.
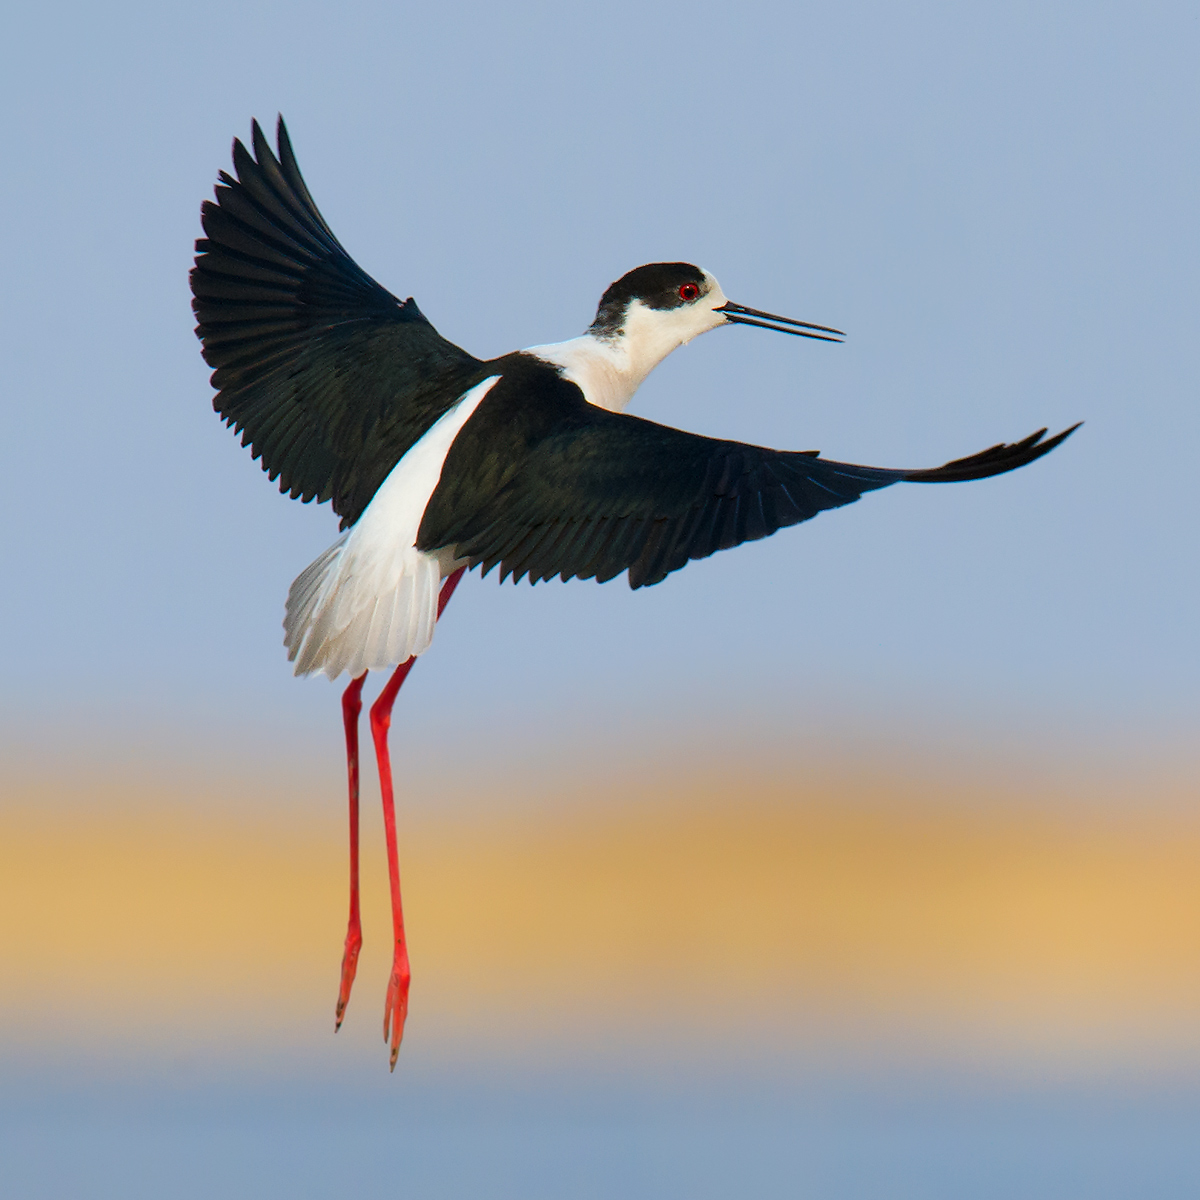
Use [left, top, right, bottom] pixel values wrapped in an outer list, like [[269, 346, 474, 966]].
[[334, 925, 362, 1031], [383, 952, 410, 1071]]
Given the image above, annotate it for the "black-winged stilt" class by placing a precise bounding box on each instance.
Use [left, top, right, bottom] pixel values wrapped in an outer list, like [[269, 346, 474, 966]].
[[191, 118, 1077, 1068]]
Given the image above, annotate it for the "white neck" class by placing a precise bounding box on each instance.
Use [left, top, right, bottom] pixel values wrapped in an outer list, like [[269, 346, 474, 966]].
[[523, 333, 648, 413], [525, 286, 729, 413]]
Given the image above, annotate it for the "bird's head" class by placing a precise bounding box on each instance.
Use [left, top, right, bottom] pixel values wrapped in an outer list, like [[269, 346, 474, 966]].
[[589, 262, 844, 365], [530, 262, 845, 413]]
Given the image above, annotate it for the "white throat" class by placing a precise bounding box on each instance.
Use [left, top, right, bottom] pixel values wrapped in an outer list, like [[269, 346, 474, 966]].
[[526, 278, 729, 413]]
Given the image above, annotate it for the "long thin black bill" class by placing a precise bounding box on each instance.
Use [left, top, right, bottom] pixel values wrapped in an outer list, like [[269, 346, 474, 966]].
[[716, 301, 845, 342]]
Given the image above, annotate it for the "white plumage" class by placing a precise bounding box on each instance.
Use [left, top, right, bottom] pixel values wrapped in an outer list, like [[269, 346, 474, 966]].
[[283, 376, 500, 679]]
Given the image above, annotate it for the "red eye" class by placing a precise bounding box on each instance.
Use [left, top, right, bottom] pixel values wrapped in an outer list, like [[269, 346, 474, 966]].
[[679, 283, 700, 301]]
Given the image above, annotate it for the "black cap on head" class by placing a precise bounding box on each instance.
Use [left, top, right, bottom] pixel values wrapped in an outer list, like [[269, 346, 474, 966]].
[[591, 263, 707, 337]]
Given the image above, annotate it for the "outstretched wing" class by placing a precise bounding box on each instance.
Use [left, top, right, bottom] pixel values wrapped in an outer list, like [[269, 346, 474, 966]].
[[418, 362, 1079, 589], [191, 116, 487, 528]]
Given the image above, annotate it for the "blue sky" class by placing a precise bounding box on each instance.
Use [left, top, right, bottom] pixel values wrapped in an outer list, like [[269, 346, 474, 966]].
[[1, 0, 1196, 767]]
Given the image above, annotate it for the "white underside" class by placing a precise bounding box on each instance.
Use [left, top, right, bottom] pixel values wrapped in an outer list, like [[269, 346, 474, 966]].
[[284, 376, 501, 680]]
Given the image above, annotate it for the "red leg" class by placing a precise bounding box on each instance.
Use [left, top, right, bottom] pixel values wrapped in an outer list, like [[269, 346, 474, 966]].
[[335, 671, 368, 1030], [368, 567, 465, 1069]]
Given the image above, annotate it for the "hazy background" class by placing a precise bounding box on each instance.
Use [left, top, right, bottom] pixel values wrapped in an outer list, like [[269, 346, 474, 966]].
[[1, 0, 1197, 1195]]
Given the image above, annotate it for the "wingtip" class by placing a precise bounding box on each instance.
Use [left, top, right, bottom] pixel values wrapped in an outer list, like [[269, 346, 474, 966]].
[[1025, 420, 1083, 457], [906, 420, 1083, 484], [236, 116, 291, 172]]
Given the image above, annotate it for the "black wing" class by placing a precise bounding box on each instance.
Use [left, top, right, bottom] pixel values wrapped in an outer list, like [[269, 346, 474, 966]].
[[191, 117, 487, 528], [418, 360, 1079, 589]]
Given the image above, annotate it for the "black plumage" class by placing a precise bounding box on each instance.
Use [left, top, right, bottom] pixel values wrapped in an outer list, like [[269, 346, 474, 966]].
[[191, 118, 489, 528], [417, 355, 1076, 588], [192, 118, 1078, 591]]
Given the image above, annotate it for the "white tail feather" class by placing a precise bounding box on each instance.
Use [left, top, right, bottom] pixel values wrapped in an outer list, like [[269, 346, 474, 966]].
[[285, 541, 442, 679], [282, 376, 500, 680]]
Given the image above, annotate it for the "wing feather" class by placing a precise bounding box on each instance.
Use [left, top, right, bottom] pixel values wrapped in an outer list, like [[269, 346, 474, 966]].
[[192, 117, 487, 527], [417, 360, 1079, 589]]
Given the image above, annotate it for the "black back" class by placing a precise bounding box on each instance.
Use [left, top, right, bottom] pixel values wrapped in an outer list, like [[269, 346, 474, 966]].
[[191, 117, 488, 528]]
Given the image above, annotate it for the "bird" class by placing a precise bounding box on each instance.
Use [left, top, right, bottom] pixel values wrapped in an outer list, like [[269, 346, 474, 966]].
[[190, 116, 1078, 1070]]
